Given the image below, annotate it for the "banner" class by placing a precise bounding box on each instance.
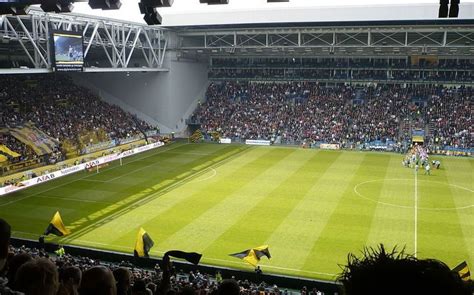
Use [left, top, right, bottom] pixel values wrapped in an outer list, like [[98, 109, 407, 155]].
[[245, 140, 271, 146], [320, 144, 340, 150], [0, 141, 165, 196], [219, 138, 232, 144], [81, 140, 117, 154], [10, 125, 58, 156], [118, 136, 143, 145]]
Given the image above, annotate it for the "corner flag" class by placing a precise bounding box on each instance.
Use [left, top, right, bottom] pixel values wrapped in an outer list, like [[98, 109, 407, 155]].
[[134, 227, 154, 258], [44, 211, 70, 236], [230, 245, 271, 267]]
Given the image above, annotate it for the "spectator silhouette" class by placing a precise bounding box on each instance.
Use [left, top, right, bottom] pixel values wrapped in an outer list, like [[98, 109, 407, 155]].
[[15, 258, 59, 295], [338, 244, 471, 295], [79, 266, 117, 295], [216, 279, 240, 295], [113, 267, 131, 295], [6, 252, 33, 290], [58, 266, 82, 295]]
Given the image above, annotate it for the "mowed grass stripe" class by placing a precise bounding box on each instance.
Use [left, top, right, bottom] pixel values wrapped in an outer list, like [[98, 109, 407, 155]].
[[154, 148, 302, 252], [204, 150, 341, 269], [0, 143, 241, 243], [66, 147, 281, 249], [59, 144, 247, 243], [0, 142, 189, 205], [259, 152, 365, 277], [366, 155, 416, 253], [422, 159, 473, 267], [199, 150, 339, 267], [445, 159, 474, 266], [300, 153, 392, 277], [0, 142, 193, 238]]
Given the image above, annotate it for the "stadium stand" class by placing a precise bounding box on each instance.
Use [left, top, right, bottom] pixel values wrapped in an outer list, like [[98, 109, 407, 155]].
[[0, 74, 155, 176], [192, 81, 472, 153], [0, 75, 152, 144]]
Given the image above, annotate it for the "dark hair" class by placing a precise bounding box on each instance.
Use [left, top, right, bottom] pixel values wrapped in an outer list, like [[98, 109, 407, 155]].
[[338, 244, 471, 295], [216, 279, 240, 295], [79, 266, 116, 295], [15, 258, 59, 295], [7, 253, 33, 289], [59, 265, 82, 285]]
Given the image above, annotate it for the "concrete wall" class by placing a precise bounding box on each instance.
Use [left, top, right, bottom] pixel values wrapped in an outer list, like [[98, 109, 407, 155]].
[[70, 53, 208, 134]]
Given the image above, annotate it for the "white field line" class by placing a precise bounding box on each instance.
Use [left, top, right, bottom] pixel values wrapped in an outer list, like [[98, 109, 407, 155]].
[[0, 143, 188, 207], [191, 168, 217, 183], [57, 147, 248, 241], [353, 178, 473, 211]]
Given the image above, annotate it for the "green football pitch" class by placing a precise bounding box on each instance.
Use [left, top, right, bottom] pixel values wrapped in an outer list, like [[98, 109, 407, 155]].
[[0, 142, 472, 281]]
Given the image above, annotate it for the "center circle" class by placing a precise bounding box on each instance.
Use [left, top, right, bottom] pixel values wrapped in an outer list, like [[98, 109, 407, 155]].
[[354, 178, 473, 211]]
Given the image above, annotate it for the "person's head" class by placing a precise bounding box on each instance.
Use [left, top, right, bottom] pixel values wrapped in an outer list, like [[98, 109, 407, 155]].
[[216, 279, 240, 295], [59, 266, 82, 294], [131, 279, 151, 295], [7, 252, 33, 289], [113, 267, 131, 294], [0, 218, 11, 271], [15, 258, 59, 295], [80, 266, 116, 295], [338, 244, 471, 295]]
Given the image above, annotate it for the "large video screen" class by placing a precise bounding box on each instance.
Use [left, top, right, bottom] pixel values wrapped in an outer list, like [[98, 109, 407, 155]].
[[52, 31, 84, 72]]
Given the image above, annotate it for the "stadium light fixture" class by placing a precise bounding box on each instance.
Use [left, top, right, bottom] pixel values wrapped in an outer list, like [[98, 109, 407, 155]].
[[449, 0, 459, 17], [0, 5, 31, 15], [140, 0, 173, 7], [139, 0, 173, 25], [200, 0, 229, 5], [139, 3, 162, 25], [40, 0, 62, 13], [439, 0, 449, 17], [89, 0, 122, 10], [439, 0, 459, 17]]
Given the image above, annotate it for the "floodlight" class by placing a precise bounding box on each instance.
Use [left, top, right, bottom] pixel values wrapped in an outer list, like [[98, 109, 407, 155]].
[[449, 0, 459, 17], [439, 0, 449, 17]]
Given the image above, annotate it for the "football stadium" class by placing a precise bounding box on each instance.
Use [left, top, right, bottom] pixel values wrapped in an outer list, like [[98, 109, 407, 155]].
[[0, 0, 473, 294]]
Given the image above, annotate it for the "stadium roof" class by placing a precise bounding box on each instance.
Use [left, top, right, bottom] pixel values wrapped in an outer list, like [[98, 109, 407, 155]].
[[70, 0, 474, 27]]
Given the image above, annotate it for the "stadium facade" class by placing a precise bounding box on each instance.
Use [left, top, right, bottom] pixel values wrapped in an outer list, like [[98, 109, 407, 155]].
[[0, 3, 473, 134]]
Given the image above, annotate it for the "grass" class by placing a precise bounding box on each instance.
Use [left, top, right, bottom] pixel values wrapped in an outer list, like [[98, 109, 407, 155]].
[[0, 142, 472, 281]]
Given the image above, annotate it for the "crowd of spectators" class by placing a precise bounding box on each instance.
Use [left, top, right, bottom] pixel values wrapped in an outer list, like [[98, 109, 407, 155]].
[[0, 74, 152, 149], [209, 68, 474, 82], [0, 134, 35, 162], [425, 86, 472, 149], [192, 82, 472, 149]]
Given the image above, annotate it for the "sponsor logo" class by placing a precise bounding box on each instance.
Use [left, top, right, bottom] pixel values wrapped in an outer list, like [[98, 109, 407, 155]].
[[245, 140, 271, 146], [121, 150, 135, 157], [85, 160, 100, 169], [60, 166, 82, 175], [36, 173, 56, 183]]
